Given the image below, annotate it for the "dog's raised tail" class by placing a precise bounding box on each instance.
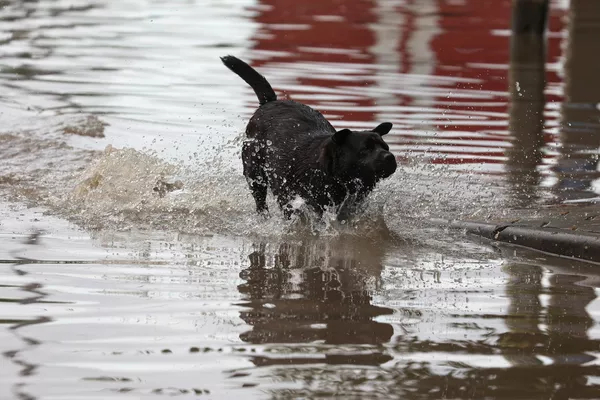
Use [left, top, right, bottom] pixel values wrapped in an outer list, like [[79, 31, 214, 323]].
[[220, 55, 277, 105]]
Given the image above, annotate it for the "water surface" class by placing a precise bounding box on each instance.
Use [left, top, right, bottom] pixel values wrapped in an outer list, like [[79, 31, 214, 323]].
[[2, 0, 600, 398]]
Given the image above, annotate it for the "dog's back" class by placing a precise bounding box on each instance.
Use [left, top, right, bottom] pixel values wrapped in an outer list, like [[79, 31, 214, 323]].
[[247, 101, 335, 140]]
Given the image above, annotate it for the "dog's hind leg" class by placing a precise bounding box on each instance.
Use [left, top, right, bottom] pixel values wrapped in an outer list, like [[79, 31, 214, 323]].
[[242, 140, 269, 216]]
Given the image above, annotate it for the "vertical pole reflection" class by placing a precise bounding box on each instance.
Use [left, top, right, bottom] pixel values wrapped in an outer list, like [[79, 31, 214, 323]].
[[500, 263, 544, 367], [507, 0, 548, 206], [543, 272, 597, 397], [554, 0, 600, 201], [500, 259, 598, 398]]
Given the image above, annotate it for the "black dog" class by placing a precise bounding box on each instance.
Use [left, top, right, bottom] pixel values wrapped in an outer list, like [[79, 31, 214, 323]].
[[221, 56, 397, 220]]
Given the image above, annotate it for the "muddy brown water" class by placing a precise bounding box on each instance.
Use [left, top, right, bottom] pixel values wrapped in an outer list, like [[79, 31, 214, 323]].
[[2, 0, 600, 398]]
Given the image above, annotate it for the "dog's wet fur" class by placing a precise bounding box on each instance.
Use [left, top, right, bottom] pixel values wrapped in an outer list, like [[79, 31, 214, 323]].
[[221, 55, 397, 220]]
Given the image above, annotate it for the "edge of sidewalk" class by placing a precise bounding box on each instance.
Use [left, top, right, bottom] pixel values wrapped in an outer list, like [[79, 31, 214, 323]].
[[440, 219, 600, 264]]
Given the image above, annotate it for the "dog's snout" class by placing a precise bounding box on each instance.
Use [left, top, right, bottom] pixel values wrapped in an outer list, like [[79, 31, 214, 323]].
[[378, 152, 397, 178], [383, 153, 396, 166]]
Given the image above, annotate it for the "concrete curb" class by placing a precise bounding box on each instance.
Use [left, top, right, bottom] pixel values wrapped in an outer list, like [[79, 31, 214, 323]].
[[446, 220, 600, 264]]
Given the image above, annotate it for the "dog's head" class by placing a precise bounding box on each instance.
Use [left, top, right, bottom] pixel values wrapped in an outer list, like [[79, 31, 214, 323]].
[[319, 122, 397, 186]]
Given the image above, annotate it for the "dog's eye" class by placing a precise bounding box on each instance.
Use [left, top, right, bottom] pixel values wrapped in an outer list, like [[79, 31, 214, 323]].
[[359, 139, 377, 156]]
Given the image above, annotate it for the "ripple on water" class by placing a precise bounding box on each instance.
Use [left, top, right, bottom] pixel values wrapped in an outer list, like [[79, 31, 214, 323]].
[[2, 199, 600, 398]]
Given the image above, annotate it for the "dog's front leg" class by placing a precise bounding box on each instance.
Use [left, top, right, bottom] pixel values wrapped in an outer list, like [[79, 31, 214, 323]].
[[276, 191, 295, 220], [242, 140, 269, 217]]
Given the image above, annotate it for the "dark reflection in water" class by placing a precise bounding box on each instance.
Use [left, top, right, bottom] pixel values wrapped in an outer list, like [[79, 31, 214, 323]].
[[554, 0, 600, 202], [0, 0, 100, 84], [499, 261, 599, 399], [238, 236, 394, 366], [379, 261, 600, 399], [507, 31, 546, 206], [234, 237, 600, 398], [2, 234, 56, 400]]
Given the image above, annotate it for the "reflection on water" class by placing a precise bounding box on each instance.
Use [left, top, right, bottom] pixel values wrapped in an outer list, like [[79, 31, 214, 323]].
[[500, 261, 599, 399], [507, 31, 546, 207], [233, 237, 600, 398], [238, 237, 394, 365], [554, 0, 600, 202], [247, 0, 566, 174], [2, 207, 600, 398]]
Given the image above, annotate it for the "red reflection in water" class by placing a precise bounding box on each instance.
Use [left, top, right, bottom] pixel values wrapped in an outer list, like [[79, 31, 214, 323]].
[[250, 0, 378, 123], [246, 0, 567, 169], [429, 0, 565, 166]]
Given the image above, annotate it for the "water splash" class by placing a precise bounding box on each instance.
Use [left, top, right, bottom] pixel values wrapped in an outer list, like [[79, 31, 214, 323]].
[[53, 135, 505, 245]]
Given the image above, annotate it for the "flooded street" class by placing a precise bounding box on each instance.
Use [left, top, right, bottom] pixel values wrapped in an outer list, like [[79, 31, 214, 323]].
[[2, 0, 600, 398]]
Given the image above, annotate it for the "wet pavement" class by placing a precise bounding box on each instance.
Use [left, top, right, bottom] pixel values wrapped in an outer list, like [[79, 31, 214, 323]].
[[448, 202, 600, 264]]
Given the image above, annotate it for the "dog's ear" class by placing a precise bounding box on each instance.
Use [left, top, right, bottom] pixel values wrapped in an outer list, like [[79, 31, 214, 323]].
[[332, 129, 352, 145], [373, 122, 393, 136]]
